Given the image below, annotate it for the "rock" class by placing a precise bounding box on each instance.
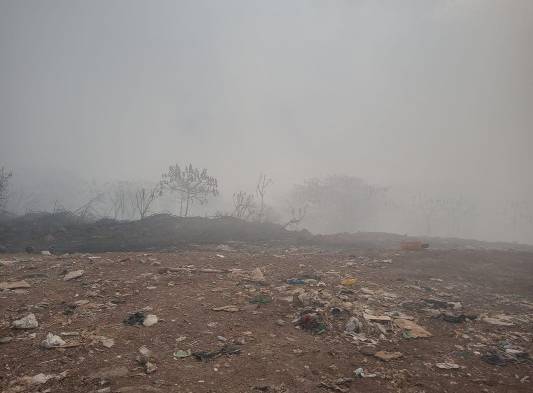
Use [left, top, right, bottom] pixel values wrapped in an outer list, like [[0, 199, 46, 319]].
[[144, 361, 157, 374], [142, 314, 158, 326], [354, 367, 376, 378], [250, 267, 266, 283], [0, 280, 32, 290], [345, 317, 361, 333], [138, 345, 152, 358], [41, 333, 66, 348], [136, 346, 157, 374], [100, 337, 115, 348], [394, 319, 432, 338], [64, 270, 84, 281], [374, 351, 403, 362], [212, 305, 239, 312], [436, 362, 461, 369], [41, 250, 52, 256], [0, 336, 13, 344], [18, 371, 67, 386], [12, 313, 39, 329]]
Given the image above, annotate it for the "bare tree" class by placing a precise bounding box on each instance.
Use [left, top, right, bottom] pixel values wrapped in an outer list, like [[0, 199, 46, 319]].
[[73, 192, 107, 221], [161, 164, 218, 217], [110, 188, 127, 219], [290, 175, 386, 233], [134, 185, 161, 220], [0, 166, 13, 211], [255, 173, 272, 222], [283, 205, 307, 229], [232, 191, 256, 219]]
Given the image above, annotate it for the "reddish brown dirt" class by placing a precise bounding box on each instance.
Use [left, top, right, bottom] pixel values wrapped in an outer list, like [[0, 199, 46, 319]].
[[1, 247, 532, 393]]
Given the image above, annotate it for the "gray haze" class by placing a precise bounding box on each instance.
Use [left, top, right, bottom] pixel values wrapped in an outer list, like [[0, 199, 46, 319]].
[[1, 1, 532, 242]]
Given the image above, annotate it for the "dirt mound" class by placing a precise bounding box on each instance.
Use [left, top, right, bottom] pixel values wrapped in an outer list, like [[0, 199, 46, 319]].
[[0, 213, 313, 253], [315, 231, 533, 252]]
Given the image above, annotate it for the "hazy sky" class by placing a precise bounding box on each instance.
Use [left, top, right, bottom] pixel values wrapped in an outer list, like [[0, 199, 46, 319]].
[[1, 0, 532, 200]]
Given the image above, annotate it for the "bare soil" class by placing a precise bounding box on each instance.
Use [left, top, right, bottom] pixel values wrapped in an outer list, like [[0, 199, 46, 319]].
[[1, 245, 532, 393]]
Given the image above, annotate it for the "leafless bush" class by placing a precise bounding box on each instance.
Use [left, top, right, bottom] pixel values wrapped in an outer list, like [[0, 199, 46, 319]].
[[134, 185, 161, 220], [161, 164, 218, 217], [255, 173, 272, 222], [283, 205, 307, 229], [232, 191, 256, 219]]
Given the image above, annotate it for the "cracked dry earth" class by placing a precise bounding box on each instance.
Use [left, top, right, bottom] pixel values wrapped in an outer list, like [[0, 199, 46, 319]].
[[1, 246, 533, 393]]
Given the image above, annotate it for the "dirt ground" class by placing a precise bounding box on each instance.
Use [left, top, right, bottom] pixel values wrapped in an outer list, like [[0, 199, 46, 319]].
[[1, 245, 532, 393]]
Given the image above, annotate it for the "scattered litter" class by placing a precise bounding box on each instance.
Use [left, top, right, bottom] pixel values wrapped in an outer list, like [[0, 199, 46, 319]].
[[287, 278, 305, 285], [363, 313, 392, 323], [173, 349, 192, 359], [16, 371, 67, 386], [99, 336, 115, 348], [212, 305, 239, 312], [436, 362, 461, 369], [374, 351, 403, 362], [340, 277, 357, 286], [295, 312, 326, 334], [345, 317, 361, 333], [395, 318, 432, 338], [136, 346, 157, 374], [354, 368, 377, 378], [481, 352, 510, 366], [143, 314, 158, 326], [124, 312, 146, 326], [249, 294, 272, 304], [41, 333, 66, 349], [192, 344, 241, 361], [64, 269, 85, 281]]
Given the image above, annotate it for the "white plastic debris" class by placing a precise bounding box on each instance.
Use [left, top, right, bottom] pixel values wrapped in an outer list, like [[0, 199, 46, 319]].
[[12, 313, 39, 329], [64, 270, 85, 281], [142, 314, 158, 327], [250, 267, 266, 283], [41, 333, 66, 349]]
